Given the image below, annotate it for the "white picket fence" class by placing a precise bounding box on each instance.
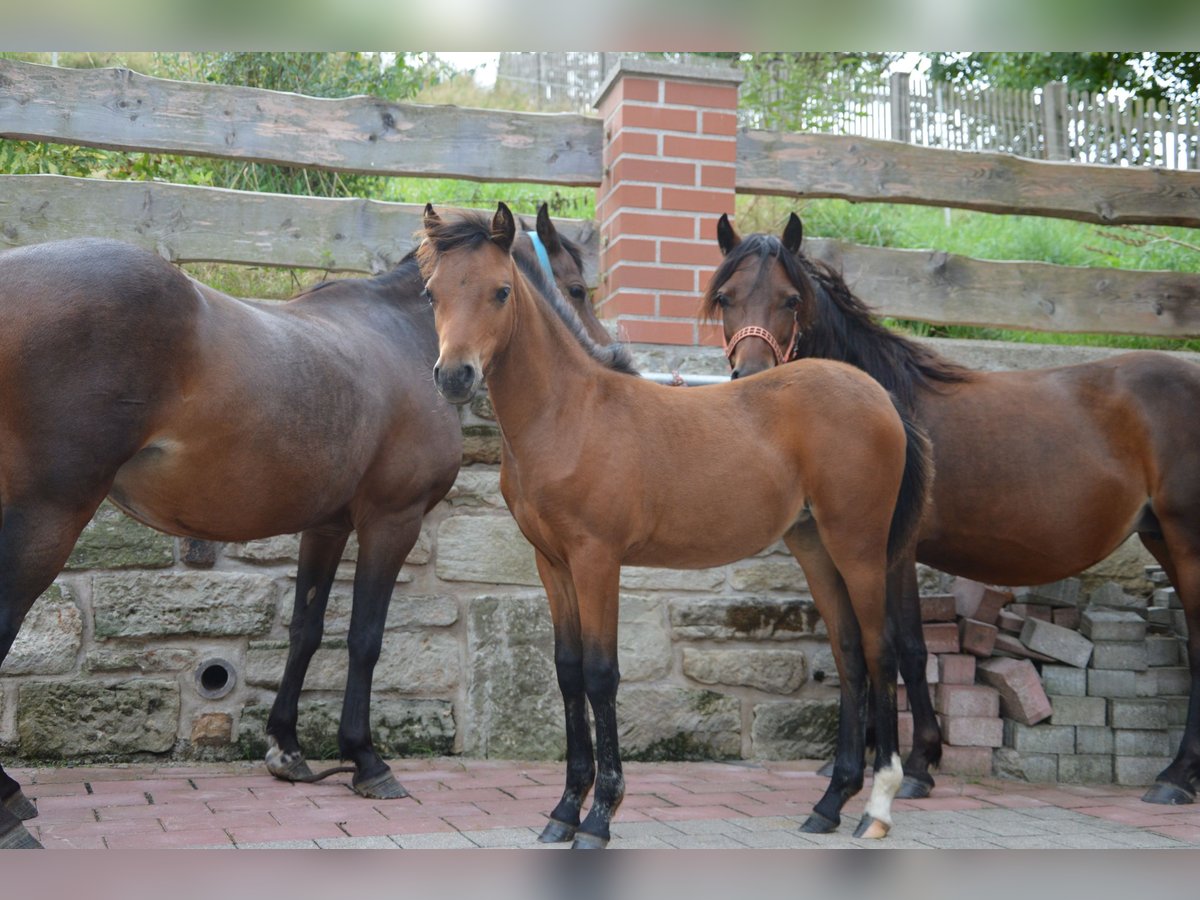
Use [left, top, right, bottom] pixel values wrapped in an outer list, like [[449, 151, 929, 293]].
[[496, 53, 1199, 170]]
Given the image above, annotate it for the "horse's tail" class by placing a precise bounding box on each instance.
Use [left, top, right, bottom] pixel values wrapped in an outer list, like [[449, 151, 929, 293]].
[[887, 402, 933, 566]]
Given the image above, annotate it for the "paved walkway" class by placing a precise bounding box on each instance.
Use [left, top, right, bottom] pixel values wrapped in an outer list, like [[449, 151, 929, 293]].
[[11, 757, 1200, 850]]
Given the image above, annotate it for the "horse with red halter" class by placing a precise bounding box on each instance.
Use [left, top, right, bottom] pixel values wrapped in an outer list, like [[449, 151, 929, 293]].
[[418, 202, 933, 846], [0, 206, 595, 850], [705, 211, 1200, 806]]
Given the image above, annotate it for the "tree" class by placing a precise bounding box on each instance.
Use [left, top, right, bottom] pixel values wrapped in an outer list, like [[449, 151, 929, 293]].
[[927, 52, 1200, 104], [734, 53, 900, 132]]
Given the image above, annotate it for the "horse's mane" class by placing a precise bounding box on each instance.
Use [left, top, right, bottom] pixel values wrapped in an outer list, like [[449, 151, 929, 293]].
[[286, 250, 425, 302], [704, 233, 972, 412], [419, 210, 638, 376]]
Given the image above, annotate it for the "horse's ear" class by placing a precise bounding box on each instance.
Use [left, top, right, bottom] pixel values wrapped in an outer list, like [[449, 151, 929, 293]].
[[782, 213, 803, 255], [423, 203, 441, 231], [535, 202, 562, 254], [716, 214, 741, 256], [491, 202, 516, 253]]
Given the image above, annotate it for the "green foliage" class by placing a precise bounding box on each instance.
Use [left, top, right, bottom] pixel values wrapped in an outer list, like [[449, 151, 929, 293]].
[[381, 178, 593, 220], [0, 139, 109, 177], [731, 52, 898, 131], [927, 52, 1200, 104], [153, 52, 444, 100]]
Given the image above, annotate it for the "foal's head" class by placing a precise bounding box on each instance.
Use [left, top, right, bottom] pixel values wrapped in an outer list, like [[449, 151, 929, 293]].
[[418, 203, 523, 404], [703, 213, 815, 379]]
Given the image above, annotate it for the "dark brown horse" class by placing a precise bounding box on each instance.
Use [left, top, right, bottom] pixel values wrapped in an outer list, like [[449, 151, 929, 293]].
[[0, 207, 598, 850], [706, 212, 1200, 806], [418, 203, 933, 846]]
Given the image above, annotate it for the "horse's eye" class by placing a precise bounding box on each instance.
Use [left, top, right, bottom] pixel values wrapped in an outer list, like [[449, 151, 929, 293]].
[[785, 294, 802, 311], [423, 288, 436, 306], [496, 286, 511, 303], [715, 292, 731, 309], [569, 285, 587, 301]]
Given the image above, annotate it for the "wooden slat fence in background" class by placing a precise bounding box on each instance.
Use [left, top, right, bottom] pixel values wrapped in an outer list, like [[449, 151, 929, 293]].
[[3, 58, 1200, 337]]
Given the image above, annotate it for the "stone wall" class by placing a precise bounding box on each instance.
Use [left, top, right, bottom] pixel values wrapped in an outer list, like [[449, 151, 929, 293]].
[[1, 340, 1190, 773], [0, 466, 843, 765]]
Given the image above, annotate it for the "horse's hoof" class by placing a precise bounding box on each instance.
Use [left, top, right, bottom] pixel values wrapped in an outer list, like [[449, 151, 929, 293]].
[[799, 811, 840, 834], [538, 818, 577, 843], [3, 790, 38, 821], [265, 738, 315, 782], [570, 832, 609, 850], [0, 821, 43, 850], [1142, 782, 1196, 805], [895, 774, 934, 800], [853, 814, 891, 840], [353, 770, 409, 800], [816, 760, 835, 778], [266, 753, 315, 783]]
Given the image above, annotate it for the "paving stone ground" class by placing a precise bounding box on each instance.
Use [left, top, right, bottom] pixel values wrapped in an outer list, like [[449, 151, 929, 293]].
[[10, 757, 1200, 849]]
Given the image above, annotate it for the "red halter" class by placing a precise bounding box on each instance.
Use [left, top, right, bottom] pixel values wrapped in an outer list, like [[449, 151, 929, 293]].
[[724, 318, 799, 368]]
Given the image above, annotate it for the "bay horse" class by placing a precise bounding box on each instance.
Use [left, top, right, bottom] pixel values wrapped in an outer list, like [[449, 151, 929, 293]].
[[706, 212, 1200, 807], [417, 203, 933, 846], [0, 207, 596, 850]]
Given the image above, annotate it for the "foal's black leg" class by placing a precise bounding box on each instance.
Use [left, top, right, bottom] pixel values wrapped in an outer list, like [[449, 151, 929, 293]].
[[265, 528, 351, 783], [892, 561, 941, 799], [570, 556, 624, 850], [338, 512, 424, 800], [575, 648, 622, 849], [534, 552, 595, 844], [802, 633, 868, 834]]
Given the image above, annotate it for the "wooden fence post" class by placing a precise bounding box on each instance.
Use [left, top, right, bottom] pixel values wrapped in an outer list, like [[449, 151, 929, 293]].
[[593, 59, 743, 346], [1042, 81, 1068, 161], [890, 72, 911, 143]]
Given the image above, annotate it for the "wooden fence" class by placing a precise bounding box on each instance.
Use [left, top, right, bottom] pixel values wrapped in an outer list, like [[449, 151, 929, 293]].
[[3, 57, 1200, 338]]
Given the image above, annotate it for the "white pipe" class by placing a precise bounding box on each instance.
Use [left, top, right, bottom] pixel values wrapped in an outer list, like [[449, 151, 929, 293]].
[[640, 372, 730, 386]]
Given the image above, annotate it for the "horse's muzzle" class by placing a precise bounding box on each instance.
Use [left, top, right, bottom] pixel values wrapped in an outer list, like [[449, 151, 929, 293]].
[[434, 360, 479, 404]]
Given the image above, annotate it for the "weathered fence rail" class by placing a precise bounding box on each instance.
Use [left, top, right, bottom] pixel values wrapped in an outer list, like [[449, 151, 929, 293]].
[[736, 131, 1200, 228], [0, 175, 598, 274], [0, 61, 602, 184]]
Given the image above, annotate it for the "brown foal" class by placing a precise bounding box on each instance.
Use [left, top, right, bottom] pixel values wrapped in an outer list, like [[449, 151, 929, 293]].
[[418, 203, 933, 846]]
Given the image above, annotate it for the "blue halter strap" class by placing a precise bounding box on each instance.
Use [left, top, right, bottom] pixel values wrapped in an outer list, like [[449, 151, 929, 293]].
[[526, 230, 554, 284]]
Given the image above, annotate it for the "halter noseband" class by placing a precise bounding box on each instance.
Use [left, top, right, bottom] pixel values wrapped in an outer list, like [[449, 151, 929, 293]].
[[724, 318, 799, 368]]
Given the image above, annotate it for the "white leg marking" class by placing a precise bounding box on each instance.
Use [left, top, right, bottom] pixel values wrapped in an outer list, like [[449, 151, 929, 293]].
[[865, 753, 904, 826]]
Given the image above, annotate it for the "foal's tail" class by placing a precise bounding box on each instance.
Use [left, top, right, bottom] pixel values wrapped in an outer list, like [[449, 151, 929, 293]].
[[887, 403, 933, 566]]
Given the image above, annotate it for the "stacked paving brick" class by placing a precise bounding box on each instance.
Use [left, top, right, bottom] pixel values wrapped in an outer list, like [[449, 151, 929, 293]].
[[902, 568, 1190, 786]]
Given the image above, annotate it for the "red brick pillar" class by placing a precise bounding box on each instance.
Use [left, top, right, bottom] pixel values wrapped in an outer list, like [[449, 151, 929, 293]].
[[594, 60, 743, 346]]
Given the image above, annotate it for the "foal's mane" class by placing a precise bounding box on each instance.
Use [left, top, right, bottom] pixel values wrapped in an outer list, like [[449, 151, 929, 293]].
[[420, 211, 638, 376], [704, 233, 972, 411]]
